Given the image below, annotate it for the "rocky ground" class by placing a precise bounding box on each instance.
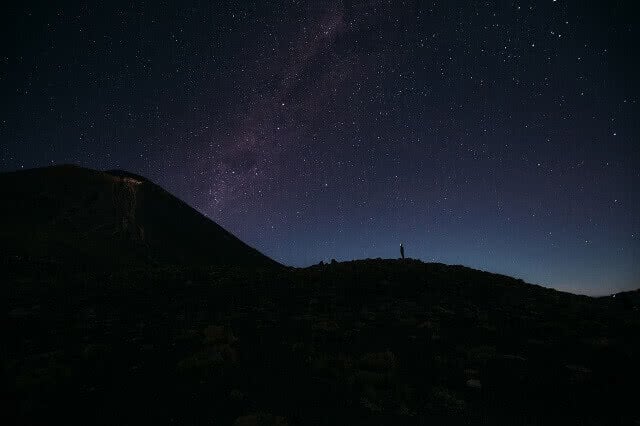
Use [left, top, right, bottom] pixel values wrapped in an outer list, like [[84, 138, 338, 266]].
[[3, 258, 639, 425]]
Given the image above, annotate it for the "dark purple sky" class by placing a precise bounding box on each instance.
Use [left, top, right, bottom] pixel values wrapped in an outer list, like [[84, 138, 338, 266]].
[[1, 1, 638, 294]]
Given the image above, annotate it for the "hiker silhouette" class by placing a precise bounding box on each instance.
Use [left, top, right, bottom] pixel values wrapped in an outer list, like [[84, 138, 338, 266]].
[[400, 243, 405, 259]]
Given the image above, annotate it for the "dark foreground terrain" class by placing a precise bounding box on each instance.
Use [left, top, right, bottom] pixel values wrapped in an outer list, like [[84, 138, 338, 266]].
[[2, 166, 639, 425], [3, 258, 639, 425]]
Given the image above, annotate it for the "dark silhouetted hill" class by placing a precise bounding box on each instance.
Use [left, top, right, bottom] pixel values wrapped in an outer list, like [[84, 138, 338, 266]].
[[0, 165, 277, 268], [2, 167, 638, 425]]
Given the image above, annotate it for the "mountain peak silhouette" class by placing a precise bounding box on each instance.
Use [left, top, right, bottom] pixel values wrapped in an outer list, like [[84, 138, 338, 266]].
[[0, 165, 278, 268]]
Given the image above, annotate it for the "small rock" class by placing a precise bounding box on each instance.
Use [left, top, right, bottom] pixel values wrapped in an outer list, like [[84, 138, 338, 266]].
[[466, 378, 482, 390], [233, 413, 288, 426]]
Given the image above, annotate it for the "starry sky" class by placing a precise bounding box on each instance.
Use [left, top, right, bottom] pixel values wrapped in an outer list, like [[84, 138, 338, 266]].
[[1, 1, 639, 294]]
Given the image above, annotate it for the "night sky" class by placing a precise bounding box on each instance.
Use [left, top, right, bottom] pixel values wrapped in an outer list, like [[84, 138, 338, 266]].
[[1, 1, 638, 294]]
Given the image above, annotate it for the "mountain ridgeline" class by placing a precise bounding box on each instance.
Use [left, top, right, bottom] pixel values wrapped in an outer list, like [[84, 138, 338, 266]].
[[2, 165, 639, 426], [0, 165, 277, 268]]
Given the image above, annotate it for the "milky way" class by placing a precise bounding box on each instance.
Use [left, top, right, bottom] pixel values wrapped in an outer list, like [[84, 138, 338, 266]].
[[1, 1, 638, 294]]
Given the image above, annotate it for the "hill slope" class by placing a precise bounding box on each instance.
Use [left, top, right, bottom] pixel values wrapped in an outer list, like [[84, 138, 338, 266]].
[[0, 165, 277, 268], [2, 166, 638, 425], [4, 257, 639, 425]]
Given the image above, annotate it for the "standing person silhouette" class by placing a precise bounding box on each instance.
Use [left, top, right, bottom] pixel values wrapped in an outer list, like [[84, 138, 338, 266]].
[[400, 243, 405, 260]]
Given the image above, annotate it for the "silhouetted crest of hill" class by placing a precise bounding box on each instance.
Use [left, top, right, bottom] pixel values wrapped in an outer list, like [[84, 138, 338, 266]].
[[0, 165, 278, 268], [2, 165, 639, 426]]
